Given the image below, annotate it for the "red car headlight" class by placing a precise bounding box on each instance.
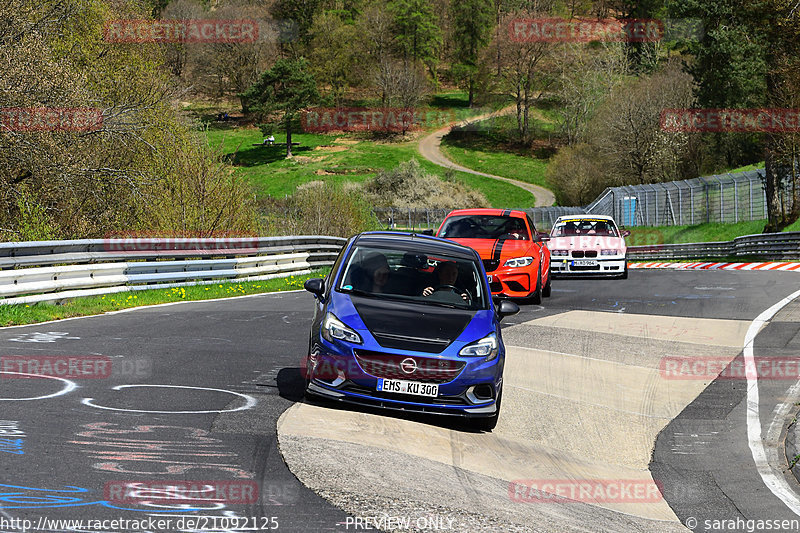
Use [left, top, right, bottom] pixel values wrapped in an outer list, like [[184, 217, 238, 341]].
[[503, 256, 534, 268]]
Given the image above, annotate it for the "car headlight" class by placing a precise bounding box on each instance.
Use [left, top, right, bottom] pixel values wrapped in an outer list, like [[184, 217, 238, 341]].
[[601, 249, 619, 256], [321, 313, 362, 344], [551, 250, 569, 256], [459, 333, 499, 361], [504, 256, 534, 268]]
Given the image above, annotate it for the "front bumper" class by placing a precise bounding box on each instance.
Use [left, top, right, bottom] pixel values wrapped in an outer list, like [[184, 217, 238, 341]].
[[485, 268, 533, 297], [306, 341, 502, 418], [550, 257, 626, 275]]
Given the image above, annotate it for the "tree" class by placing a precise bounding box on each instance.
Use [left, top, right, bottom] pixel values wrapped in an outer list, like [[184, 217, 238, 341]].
[[241, 58, 319, 158], [585, 62, 696, 185], [670, 0, 800, 231], [553, 41, 628, 145], [272, 0, 323, 46], [451, 0, 495, 107], [389, 0, 442, 71], [308, 12, 361, 106], [494, 11, 558, 143]]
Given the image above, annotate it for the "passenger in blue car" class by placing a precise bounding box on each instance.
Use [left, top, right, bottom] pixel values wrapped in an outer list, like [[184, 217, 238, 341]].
[[362, 252, 391, 293]]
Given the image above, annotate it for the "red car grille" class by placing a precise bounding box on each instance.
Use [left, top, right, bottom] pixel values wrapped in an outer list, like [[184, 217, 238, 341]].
[[354, 350, 465, 384]]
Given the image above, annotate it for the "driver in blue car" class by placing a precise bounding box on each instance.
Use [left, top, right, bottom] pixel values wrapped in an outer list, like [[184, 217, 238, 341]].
[[422, 261, 470, 302]]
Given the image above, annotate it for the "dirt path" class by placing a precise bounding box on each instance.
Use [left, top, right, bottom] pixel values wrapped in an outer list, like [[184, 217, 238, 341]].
[[418, 106, 557, 208]]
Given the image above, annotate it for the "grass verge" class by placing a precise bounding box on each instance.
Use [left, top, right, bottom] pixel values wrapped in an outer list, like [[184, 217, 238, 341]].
[[626, 219, 800, 246], [0, 270, 328, 327], [204, 127, 535, 208]]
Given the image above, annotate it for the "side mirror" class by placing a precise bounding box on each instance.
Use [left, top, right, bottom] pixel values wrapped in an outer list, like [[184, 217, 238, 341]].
[[537, 232, 550, 242], [303, 278, 325, 297], [421, 229, 434, 236], [621, 230, 631, 237], [496, 299, 520, 319]]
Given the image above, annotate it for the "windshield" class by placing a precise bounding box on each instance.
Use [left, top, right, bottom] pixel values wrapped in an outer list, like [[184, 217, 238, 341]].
[[337, 246, 488, 310], [439, 215, 529, 240], [551, 219, 619, 237]]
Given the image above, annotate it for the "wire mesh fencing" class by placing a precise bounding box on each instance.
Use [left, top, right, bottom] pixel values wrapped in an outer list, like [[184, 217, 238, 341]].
[[371, 168, 792, 231]]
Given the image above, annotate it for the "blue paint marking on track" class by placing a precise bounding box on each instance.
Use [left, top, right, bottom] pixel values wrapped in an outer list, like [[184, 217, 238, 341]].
[[0, 484, 205, 512]]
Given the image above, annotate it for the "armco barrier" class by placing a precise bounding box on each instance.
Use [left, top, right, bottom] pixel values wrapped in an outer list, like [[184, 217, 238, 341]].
[[627, 232, 800, 261], [0, 236, 346, 305]]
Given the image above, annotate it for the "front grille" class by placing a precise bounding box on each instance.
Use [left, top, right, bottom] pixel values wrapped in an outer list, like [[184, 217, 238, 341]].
[[354, 350, 465, 384], [571, 250, 597, 258], [571, 265, 601, 271], [483, 259, 500, 272], [489, 281, 503, 292]]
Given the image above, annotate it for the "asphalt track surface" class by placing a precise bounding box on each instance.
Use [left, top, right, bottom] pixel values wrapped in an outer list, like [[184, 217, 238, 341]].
[[0, 269, 798, 532]]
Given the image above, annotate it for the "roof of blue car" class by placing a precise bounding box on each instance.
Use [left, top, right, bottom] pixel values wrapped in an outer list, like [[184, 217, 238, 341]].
[[354, 231, 477, 259]]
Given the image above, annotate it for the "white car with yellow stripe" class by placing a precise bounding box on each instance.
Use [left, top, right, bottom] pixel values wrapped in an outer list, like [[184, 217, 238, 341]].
[[547, 215, 629, 278]]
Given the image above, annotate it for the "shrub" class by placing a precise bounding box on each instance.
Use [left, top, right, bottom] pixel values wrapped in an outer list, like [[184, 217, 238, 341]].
[[261, 183, 380, 238], [363, 159, 489, 209]]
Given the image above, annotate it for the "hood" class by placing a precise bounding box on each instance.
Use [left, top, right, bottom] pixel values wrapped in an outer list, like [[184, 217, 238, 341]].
[[448, 238, 533, 261], [547, 235, 627, 251], [349, 296, 475, 353]]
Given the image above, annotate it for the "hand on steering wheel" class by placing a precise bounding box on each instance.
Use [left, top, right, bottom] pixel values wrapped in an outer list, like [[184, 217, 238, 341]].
[[433, 285, 471, 303]]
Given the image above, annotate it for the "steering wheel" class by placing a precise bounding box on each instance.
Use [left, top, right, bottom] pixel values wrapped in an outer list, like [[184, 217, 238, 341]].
[[434, 284, 461, 293], [434, 285, 472, 304]]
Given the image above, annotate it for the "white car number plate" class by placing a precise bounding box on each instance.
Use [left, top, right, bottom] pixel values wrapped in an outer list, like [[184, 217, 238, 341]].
[[377, 378, 438, 397], [573, 260, 598, 266]]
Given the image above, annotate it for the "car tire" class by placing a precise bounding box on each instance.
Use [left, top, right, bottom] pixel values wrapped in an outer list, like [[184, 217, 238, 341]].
[[542, 272, 552, 297], [472, 391, 502, 432]]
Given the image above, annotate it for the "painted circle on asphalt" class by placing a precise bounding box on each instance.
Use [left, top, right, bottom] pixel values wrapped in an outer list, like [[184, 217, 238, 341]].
[[81, 384, 257, 413], [0, 371, 78, 401]]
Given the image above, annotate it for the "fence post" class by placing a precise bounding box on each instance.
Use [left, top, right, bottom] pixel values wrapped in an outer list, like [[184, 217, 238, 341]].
[[749, 177, 753, 220], [705, 181, 710, 223]]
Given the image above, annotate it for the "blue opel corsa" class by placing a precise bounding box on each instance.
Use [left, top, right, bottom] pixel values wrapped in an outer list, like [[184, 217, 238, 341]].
[[302, 232, 519, 431]]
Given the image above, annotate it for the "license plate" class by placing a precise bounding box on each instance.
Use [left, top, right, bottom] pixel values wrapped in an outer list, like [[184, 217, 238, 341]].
[[487, 275, 493, 282], [377, 378, 438, 397], [573, 260, 598, 266]]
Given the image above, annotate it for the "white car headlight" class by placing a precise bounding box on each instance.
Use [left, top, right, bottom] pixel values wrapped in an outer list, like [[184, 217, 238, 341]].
[[551, 250, 569, 256], [601, 249, 619, 256], [504, 256, 534, 268], [322, 313, 362, 344], [459, 333, 499, 361]]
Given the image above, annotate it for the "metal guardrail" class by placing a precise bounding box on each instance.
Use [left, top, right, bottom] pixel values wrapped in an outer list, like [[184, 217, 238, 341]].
[[0, 236, 346, 305], [627, 232, 800, 261]]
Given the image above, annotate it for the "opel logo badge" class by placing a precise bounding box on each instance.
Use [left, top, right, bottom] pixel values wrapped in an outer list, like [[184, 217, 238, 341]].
[[400, 358, 417, 374]]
